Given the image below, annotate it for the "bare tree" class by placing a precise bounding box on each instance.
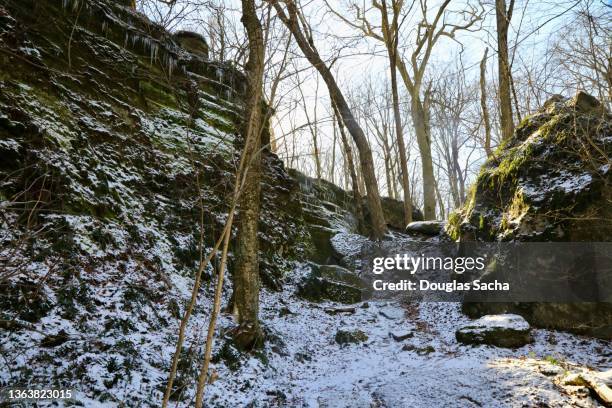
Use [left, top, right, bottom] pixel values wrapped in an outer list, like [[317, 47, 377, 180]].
[[480, 47, 493, 157], [333, 101, 366, 234], [328, 0, 483, 220], [228, 0, 266, 352], [268, 0, 387, 239], [430, 70, 480, 211], [377, 0, 413, 223], [495, 0, 515, 141], [551, 1, 611, 105]]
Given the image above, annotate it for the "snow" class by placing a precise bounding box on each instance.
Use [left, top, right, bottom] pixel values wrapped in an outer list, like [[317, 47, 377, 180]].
[[201, 284, 610, 407], [459, 314, 531, 332], [330, 233, 368, 258], [521, 170, 594, 203]]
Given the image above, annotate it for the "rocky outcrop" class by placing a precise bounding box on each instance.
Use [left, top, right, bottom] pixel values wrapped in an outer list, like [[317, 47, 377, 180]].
[[456, 314, 533, 348], [447, 92, 611, 242], [172, 31, 209, 59], [447, 92, 612, 339], [290, 169, 422, 264], [0, 0, 315, 292]]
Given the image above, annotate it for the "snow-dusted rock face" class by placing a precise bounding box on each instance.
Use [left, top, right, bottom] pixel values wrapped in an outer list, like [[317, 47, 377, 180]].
[[447, 92, 611, 242], [0, 0, 327, 403], [456, 314, 533, 348], [296, 263, 369, 304], [0, 0, 316, 289], [290, 169, 423, 263], [172, 31, 209, 59], [446, 92, 612, 339]]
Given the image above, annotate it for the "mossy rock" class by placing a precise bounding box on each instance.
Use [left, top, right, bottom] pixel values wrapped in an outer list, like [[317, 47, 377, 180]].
[[335, 328, 368, 345], [449, 92, 611, 242], [450, 92, 612, 338]]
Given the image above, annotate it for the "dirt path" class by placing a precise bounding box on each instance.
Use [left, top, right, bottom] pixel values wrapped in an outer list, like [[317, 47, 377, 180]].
[[207, 289, 611, 407]]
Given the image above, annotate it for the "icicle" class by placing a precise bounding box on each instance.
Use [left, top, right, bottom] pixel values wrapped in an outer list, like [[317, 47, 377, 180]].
[[216, 68, 223, 83]]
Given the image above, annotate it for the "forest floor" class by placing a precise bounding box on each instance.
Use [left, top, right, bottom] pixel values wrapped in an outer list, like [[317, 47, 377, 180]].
[[206, 264, 611, 408]]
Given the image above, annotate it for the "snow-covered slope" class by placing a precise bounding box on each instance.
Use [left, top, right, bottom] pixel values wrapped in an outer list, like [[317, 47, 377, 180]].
[[0, 0, 311, 404]]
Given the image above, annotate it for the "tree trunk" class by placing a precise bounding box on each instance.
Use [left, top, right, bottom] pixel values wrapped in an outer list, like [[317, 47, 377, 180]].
[[434, 177, 446, 220], [330, 123, 337, 185], [495, 0, 514, 141], [390, 63, 412, 224], [382, 0, 412, 225], [334, 102, 365, 234], [271, 0, 387, 239], [410, 96, 436, 219], [479, 48, 493, 158], [232, 0, 265, 350]]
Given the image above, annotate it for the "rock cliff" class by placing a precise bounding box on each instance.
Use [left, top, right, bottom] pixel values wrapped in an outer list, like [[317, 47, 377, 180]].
[[447, 92, 612, 338]]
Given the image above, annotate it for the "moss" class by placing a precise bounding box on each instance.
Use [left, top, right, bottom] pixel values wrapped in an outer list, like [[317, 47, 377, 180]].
[[446, 211, 462, 241], [139, 80, 178, 108], [544, 355, 560, 365]]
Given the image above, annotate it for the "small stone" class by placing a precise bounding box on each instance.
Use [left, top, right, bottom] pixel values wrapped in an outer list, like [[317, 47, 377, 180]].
[[335, 329, 368, 345], [379, 306, 404, 320], [390, 331, 414, 341], [416, 345, 435, 355], [325, 307, 356, 315], [40, 330, 69, 348], [539, 364, 563, 376], [294, 352, 311, 363], [279, 306, 295, 317]]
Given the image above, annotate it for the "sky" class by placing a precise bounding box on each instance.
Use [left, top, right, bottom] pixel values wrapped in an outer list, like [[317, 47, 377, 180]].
[[141, 0, 604, 209]]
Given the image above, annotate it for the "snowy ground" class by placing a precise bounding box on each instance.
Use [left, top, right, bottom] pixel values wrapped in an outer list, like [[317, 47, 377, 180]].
[[205, 274, 611, 408]]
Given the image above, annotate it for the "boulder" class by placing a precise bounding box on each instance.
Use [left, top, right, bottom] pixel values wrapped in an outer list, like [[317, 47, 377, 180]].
[[405, 221, 445, 236], [173, 31, 209, 59], [455, 314, 533, 348], [296, 264, 370, 304], [447, 92, 612, 242], [335, 328, 368, 345], [447, 92, 612, 338]]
